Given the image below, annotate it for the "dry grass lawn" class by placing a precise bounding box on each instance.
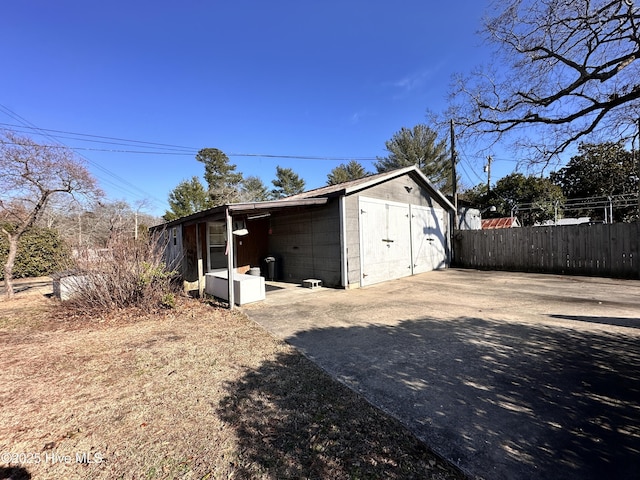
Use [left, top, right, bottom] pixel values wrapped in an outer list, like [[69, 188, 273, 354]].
[[0, 280, 466, 480]]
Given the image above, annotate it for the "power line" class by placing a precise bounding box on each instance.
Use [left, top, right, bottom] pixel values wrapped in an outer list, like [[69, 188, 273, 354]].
[[0, 105, 167, 207], [0, 122, 196, 152], [229, 153, 377, 161], [2, 128, 197, 154], [0, 120, 379, 161], [456, 145, 486, 185]]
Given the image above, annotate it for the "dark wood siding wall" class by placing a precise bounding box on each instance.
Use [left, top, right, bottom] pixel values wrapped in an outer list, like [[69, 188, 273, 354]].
[[161, 225, 183, 274], [182, 224, 198, 283], [235, 217, 271, 271], [344, 174, 452, 287], [268, 201, 342, 286]]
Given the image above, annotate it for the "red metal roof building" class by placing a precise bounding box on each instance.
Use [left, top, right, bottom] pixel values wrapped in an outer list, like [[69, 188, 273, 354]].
[[481, 217, 522, 229]]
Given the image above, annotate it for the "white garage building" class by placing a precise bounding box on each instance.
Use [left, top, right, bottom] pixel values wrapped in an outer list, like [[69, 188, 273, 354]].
[[289, 165, 454, 287]]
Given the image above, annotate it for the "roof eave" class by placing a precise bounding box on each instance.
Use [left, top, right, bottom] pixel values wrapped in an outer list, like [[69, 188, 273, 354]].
[[151, 197, 329, 230]]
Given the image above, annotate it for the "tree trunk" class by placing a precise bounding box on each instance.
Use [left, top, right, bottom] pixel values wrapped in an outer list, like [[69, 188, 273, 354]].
[[3, 233, 18, 299]]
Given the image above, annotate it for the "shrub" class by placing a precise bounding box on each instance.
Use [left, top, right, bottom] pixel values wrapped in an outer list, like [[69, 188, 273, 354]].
[[0, 225, 71, 280], [160, 292, 177, 309], [62, 234, 180, 314]]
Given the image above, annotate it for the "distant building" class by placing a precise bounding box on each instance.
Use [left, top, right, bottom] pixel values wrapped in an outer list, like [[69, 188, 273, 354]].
[[458, 206, 482, 230], [481, 217, 521, 229], [536, 217, 591, 226]]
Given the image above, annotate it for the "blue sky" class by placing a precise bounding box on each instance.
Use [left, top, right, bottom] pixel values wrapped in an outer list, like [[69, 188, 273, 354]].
[[1, 1, 509, 217]]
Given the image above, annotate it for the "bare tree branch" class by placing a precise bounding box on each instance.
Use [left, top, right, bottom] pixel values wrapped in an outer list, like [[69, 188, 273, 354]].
[[447, 0, 640, 168], [1, 130, 101, 299]]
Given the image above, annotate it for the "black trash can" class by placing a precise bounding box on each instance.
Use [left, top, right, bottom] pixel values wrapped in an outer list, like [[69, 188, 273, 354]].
[[264, 256, 276, 281]]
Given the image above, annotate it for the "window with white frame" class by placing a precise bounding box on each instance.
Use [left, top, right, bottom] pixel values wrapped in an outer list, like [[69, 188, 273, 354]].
[[207, 222, 227, 270]]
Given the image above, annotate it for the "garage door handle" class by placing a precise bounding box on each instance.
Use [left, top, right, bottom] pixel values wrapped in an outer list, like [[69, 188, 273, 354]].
[[426, 238, 434, 242], [382, 239, 394, 243]]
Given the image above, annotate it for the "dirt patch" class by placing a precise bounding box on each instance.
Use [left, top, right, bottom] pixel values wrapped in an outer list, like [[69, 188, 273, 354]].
[[0, 287, 465, 479]]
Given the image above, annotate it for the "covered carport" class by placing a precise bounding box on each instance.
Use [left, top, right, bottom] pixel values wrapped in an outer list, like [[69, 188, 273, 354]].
[[155, 197, 334, 303]]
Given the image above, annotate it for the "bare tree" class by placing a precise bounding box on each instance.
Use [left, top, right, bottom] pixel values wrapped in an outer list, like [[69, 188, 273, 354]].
[[446, 0, 640, 170], [1, 130, 100, 299]]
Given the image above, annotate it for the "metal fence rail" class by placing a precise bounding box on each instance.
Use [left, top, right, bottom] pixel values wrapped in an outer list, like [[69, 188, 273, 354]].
[[455, 223, 640, 279]]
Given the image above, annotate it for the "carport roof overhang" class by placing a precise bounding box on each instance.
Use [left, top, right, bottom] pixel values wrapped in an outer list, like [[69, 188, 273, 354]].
[[152, 197, 329, 230]]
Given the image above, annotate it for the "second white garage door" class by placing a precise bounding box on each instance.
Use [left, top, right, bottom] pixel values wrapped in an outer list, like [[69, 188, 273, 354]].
[[410, 204, 447, 274], [359, 197, 447, 287]]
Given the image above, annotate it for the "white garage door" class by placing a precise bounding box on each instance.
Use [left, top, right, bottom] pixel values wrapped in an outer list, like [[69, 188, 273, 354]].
[[359, 197, 447, 287], [359, 198, 412, 286], [410, 205, 447, 274]]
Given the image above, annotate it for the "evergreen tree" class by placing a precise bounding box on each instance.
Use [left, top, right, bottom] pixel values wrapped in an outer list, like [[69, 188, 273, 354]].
[[163, 176, 211, 221], [196, 148, 244, 206], [271, 166, 306, 199], [239, 176, 270, 202], [375, 125, 452, 193], [327, 160, 369, 185]]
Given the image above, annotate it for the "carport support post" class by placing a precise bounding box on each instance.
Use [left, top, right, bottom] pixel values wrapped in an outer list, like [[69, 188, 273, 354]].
[[226, 208, 235, 309], [196, 223, 204, 297]]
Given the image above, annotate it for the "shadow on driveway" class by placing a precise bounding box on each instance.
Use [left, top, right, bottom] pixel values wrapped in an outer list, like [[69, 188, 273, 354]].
[[217, 345, 466, 479], [549, 314, 640, 330], [283, 315, 640, 480], [244, 270, 640, 479]]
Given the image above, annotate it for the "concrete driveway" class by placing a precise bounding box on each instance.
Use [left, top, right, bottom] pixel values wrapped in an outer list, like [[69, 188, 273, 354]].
[[243, 269, 640, 480]]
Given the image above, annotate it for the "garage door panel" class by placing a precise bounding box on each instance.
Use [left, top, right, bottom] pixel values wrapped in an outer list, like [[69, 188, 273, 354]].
[[359, 197, 447, 286], [429, 207, 447, 270], [410, 206, 430, 274], [359, 198, 412, 286], [411, 205, 447, 274], [386, 203, 412, 278]]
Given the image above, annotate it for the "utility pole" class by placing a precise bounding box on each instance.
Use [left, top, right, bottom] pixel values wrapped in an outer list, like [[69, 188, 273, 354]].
[[450, 119, 457, 216], [637, 117, 640, 220], [485, 155, 492, 194], [450, 119, 457, 265]]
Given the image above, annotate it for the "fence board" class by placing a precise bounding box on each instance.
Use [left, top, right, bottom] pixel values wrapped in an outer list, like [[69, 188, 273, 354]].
[[455, 223, 640, 279]]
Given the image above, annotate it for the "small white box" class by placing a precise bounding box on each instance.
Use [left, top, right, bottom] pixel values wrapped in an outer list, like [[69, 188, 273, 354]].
[[205, 270, 265, 305], [303, 279, 323, 289]]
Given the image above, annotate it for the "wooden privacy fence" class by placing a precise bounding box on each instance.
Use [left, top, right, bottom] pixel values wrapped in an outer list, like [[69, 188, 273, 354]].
[[454, 223, 640, 279]]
